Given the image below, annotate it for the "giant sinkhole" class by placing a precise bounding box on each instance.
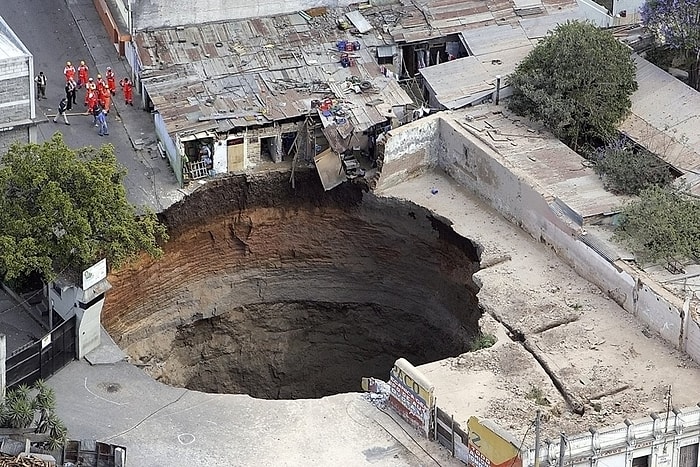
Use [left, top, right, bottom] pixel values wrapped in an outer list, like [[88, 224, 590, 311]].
[[103, 171, 483, 399]]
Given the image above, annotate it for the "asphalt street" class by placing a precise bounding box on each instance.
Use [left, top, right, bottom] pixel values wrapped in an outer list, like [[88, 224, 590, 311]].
[[0, 0, 182, 211]]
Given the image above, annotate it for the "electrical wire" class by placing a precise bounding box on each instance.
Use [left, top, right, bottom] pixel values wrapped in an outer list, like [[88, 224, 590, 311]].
[[102, 388, 189, 442], [378, 406, 444, 466], [507, 418, 536, 467]]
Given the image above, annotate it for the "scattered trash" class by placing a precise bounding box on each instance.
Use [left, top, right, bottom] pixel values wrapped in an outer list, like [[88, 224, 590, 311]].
[[363, 378, 391, 408], [431, 188, 439, 195]]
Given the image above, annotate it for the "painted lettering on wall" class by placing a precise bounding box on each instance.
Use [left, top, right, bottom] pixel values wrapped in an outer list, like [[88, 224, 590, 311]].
[[388, 358, 435, 437]]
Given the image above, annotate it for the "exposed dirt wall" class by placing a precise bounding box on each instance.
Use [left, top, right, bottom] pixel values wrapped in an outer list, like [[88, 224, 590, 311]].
[[103, 171, 483, 398]]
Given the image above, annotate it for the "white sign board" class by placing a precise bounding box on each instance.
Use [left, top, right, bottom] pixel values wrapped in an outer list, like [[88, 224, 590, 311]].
[[82, 258, 107, 290]]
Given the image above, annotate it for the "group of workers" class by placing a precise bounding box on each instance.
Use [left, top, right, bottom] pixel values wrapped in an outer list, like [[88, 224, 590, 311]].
[[50, 60, 135, 130]]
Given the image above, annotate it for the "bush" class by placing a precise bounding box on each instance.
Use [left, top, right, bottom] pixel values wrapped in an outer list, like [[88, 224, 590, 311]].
[[469, 333, 497, 351], [594, 140, 674, 195], [615, 186, 700, 263]]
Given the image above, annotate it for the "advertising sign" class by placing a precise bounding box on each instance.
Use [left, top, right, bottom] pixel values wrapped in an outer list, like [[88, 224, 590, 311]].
[[388, 358, 435, 437], [467, 416, 522, 467], [82, 258, 107, 290]]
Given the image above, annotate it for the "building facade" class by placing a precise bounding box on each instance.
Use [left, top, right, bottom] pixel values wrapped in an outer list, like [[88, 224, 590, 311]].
[[0, 15, 36, 154]]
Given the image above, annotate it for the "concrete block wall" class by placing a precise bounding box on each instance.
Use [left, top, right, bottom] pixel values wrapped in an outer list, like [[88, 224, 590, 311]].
[[133, 0, 353, 30], [0, 127, 30, 154], [0, 57, 32, 125]]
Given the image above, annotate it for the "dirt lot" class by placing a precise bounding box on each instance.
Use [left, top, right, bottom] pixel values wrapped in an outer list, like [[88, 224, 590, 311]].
[[380, 170, 700, 439]]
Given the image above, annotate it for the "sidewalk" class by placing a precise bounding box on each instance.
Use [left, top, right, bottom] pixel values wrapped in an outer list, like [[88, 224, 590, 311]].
[[65, 0, 183, 212]]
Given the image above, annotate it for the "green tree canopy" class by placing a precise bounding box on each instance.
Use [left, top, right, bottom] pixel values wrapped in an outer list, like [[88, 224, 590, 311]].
[[508, 21, 638, 150], [615, 185, 700, 263], [0, 133, 168, 283]]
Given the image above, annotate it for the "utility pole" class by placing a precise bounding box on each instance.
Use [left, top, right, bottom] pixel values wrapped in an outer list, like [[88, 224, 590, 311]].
[[558, 432, 567, 467], [535, 409, 541, 467]]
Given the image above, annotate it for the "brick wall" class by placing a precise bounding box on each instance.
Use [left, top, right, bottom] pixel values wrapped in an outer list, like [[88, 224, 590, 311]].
[[0, 57, 32, 124], [0, 127, 30, 154]]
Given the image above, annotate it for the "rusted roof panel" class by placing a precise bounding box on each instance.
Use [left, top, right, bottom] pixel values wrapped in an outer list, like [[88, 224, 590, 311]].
[[450, 108, 629, 218], [138, 9, 411, 139]]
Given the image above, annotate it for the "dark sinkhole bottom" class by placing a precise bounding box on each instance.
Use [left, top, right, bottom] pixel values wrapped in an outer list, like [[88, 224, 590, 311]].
[[169, 299, 482, 399]]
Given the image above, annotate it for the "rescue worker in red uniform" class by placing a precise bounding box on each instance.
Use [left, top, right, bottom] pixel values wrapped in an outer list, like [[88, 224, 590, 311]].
[[77, 61, 89, 88], [96, 74, 106, 94], [105, 67, 117, 96], [99, 85, 111, 113], [120, 77, 133, 106], [85, 77, 96, 93], [64, 61, 75, 83], [85, 89, 98, 115]]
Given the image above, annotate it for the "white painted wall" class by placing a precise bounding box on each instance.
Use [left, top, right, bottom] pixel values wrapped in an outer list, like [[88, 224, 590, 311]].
[[379, 116, 440, 189], [133, 0, 354, 30], [75, 299, 105, 359], [525, 408, 700, 467], [213, 139, 227, 174]]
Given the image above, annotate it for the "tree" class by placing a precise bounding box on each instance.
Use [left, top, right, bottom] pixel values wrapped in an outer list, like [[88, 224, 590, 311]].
[[0, 133, 168, 283], [615, 185, 700, 263], [593, 139, 675, 195], [641, 0, 700, 90], [508, 21, 638, 150]]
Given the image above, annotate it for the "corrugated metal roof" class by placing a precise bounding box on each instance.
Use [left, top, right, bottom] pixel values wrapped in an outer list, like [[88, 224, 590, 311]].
[[137, 11, 412, 139], [620, 55, 700, 194], [420, 56, 496, 109], [460, 24, 531, 55], [420, 31, 533, 109], [389, 0, 578, 44], [519, 8, 588, 39], [450, 107, 628, 218]]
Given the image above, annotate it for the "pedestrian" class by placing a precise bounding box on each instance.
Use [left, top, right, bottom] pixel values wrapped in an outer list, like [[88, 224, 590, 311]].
[[97, 109, 109, 136], [65, 79, 77, 110], [34, 71, 47, 99], [64, 61, 75, 83], [53, 97, 70, 125], [77, 61, 89, 88], [99, 85, 111, 113], [92, 103, 102, 126], [120, 77, 133, 106], [105, 67, 116, 96]]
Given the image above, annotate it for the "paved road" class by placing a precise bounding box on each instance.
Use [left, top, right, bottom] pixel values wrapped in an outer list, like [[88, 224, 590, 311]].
[[0, 0, 181, 211]]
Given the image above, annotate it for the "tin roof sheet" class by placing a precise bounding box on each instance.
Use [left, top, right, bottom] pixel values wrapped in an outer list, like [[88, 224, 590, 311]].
[[620, 55, 700, 194], [389, 0, 578, 44], [450, 107, 628, 218], [136, 11, 412, 139]]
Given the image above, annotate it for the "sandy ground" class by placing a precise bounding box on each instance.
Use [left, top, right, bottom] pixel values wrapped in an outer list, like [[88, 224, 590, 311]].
[[378, 169, 700, 440]]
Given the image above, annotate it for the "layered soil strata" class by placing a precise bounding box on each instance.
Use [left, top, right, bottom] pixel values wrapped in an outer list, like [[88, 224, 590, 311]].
[[103, 171, 482, 399]]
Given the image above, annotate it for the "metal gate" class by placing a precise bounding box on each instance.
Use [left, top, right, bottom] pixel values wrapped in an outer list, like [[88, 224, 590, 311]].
[[6, 315, 76, 388]]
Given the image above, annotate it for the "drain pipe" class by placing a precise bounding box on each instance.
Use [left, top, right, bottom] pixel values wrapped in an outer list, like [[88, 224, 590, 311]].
[[495, 75, 502, 105]]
